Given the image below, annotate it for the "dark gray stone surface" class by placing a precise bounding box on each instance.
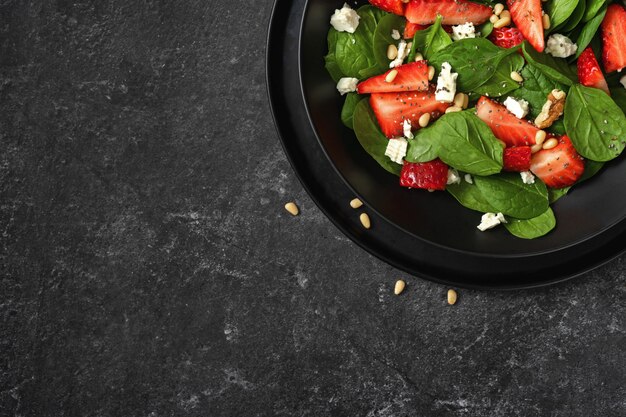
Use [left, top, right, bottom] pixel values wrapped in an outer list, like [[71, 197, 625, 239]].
[[0, 1, 624, 416]]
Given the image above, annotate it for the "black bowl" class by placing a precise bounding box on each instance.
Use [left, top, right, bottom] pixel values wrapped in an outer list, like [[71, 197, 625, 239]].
[[267, 0, 626, 288]]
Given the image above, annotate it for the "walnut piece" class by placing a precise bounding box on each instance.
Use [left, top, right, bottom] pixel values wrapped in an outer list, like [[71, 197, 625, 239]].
[[534, 89, 566, 129]]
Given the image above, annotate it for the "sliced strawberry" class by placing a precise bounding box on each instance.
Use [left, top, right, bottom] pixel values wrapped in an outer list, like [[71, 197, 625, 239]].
[[507, 0, 544, 52], [357, 61, 430, 94], [476, 97, 539, 147], [370, 88, 451, 138], [503, 146, 532, 172], [601, 4, 626, 73], [489, 27, 525, 49], [530, 135, 585, 189], [577, 47, 610, 95], [405, 0, 492, 25], [400, 160, 449, 190], [404, 22, 427, 39], [369, 0, 406, 15]]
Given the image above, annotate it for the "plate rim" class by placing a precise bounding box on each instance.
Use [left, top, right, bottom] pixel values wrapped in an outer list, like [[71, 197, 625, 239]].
[[265, 0, 626, 290]]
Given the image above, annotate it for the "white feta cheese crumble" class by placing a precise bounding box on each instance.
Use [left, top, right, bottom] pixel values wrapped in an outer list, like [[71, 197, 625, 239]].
[[389, 40, 408, 68], [447, 169, 461, 185], [435, 62, 458, 103], [520, 171, 536, 185], [451, 23, 476, 41], [464, 174, 473, 184], [545, 34, 578, 58], [477, 212, 507, 232], [384, 138, 408, 164], [336, 77, 359, 95], [391, 29, 401, 40], [621, 75, 626, 89], [403, 119, 414, 139], [503, 97, 530, 119], [330, 3, 360, 34]]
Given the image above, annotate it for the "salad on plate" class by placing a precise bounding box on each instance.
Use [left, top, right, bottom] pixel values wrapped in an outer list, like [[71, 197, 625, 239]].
[[325, 0, 626, 239]]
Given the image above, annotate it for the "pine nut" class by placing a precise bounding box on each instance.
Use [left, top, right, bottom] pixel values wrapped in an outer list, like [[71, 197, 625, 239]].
[[453, 93, 465, 108], [542, 14, 551, 30], [387, 44, 398, 60], [445, 106, 462, 114], [543, 138, 558, 150], [385, 69, 398, 83], [494, 3, 505, 16], [428, 65, 435, 80], [394, 280, 406, 295], [447, 289, 458, 305], [284, 202, 299, 216], [401, 0, 409, 3], [350, 198, 363, 209], [531, 143, 543, 153], [359, 213, 371, 229], [500, 10, 511, 19], [510, 71, 523, 82], [462, 94, 469, 109], [493, 16, 511, 28], [414, 52, 424, 62], [407, 42, 413, 51], [418, 112, 431, 127], [535, 130, 547, 145], [490, 14, 499, 24]]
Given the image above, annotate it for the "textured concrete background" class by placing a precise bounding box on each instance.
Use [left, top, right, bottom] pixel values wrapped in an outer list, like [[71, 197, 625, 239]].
[[1, 1, 625, 416]]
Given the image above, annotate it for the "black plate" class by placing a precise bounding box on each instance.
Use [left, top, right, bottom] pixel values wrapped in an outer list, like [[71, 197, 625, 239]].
[[266, 0, 626, 289]]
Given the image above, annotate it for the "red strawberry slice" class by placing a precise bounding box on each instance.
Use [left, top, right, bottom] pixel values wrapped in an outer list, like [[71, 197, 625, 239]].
[[601, 4, 626, 73], [578, 47, 610, 95], [400, 160, 449, 190], [489, 27, 525, 49], [370, 88, 451, 138], [369, 0, 406, 16], [476, 97, 539, 147], [404, 22, 427, 39], [507, 0, 545, 52], [503, 146, 532, 172], [530, 135, 585, 189], [405, 0, 492, 25], [357, 61, 430, 94]]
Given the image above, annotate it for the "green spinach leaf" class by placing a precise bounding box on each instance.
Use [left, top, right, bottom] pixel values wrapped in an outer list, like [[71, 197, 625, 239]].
[[522, 41, 577, 86], [472, 53, 525, 97], [430, 38, 518, 91], [516, 63, 567, 119], [325, 53, 344, 83], [325, 30, 344, 82], [405, 127, 439, 163], [352, 100, 402, 176], [341, 93, 364, 129], [407, 15, 452, 62], [447, 181, 497, 213], [473, 172, 549, 219], [477, 21, 494, 38], [504, 208, 556, 239], [583, 0, 607, 22], [545, 0, 580, 32], [564, 84, 626, 161], [334, 6, 384, 78], [373, 14, 406, 71], [406, 111, 504, 175], [560, 0, 586, 32], [575, 5, 606, 57]]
